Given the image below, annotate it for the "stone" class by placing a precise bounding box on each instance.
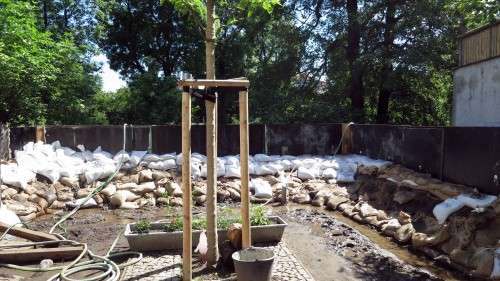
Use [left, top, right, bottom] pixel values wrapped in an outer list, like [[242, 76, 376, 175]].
[[227, 188, 241, 201], [101, 184, 117, 197], [54, 183, 74, 202], [19, 213, 37, 222], [166, 182, 182, 196], [394, 223, 415, 243], [12, 193, 29, 203], [4, 200, 38, 216], [60, 177, 79, 189], [192, 186, 206, 196], [1, 187, 18, 199], [49, 200, 66, 209], [292, 193, 310, 204], [93, 194, 104, 205], [358, 202, 379, 218], [152, 170, 170, 181], [77, 188, 94, 199], [411, 226, 450, 248], [325, 195, 349, 210], [195, 195, 206, 206], [157, 197, 169, 206], [398, 211, 412, 225], [393, 189, 417, 204], [470, 248, 494, 278], [139, 169, 153, 183], [217, 189, 230, 202], [170, 197, 183, 207]]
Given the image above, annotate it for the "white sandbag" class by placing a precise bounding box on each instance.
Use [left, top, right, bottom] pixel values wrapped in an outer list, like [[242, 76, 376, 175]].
[[336, 171, 355, 183], [37, 163, 60, 183], [0, 164, 35, 189], [76, 145, 94, 161], [268, 155, 282, 162], [433, 198, 465, 224], [254, 164, 276, 176], [322, 168, 337, 179], [225, 165, 241, 178], [66, 198, 98, 209], [113, 150, 130, 163], [254, 154, 271, 162], [192, 153, 207, 162], [277, 159, 293, 171], [224, 156, 239, 166], [280, 155, 297, 161], [297, 166, 318, 180], [128, 151, 147, 167], [148, 159, 176, 171], [0, 204, 21, 226], [320, 160, 339, 170], [142, 154, 162, 163], [251, 178, 272, 198], [456, 193, 497, 209]]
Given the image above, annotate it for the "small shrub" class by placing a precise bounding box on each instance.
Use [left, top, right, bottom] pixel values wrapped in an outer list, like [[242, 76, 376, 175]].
[[250, 205, 271, 226], [135, 219, 152, 234]]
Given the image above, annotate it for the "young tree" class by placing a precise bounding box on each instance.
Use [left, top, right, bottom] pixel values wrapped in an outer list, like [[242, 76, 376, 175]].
[[165, 0, 279, 267]]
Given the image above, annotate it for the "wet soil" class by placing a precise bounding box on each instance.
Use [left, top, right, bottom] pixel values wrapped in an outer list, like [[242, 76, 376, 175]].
[[274, 205, 471, 281], [0, 204, 472, 281]]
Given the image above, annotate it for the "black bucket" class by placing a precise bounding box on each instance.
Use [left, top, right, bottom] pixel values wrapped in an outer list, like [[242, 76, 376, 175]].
[[232, 247, 275, 281]]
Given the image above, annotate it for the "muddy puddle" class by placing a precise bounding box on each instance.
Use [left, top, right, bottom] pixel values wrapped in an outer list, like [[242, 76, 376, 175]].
[[1, 204, 473, 281]]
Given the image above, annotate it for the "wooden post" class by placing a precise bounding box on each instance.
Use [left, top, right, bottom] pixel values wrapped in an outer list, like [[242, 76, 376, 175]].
[[182, 90, 192, 281], [239, 90, 251, 249], [205, 98, 219, 265]]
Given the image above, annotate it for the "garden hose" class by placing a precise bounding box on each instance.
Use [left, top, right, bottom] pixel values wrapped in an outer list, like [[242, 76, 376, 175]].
[[0, 124, 143, 281]]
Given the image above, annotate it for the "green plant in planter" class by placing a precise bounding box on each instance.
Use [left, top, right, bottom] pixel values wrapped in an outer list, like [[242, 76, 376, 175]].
[[135, 219, 152, 234], [250, 205, 271, 226]]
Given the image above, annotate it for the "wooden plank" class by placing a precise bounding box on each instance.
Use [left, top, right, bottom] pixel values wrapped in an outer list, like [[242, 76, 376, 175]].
[[0, 246, 83, 263], [0, 222, 59, 242], [205, 100, 218, 266], [239, 90, 251, 249], [181, 91, 192, 281], [178, 79, 249, 88]]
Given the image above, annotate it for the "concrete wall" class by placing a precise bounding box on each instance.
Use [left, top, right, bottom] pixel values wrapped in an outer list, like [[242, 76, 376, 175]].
[[453, 56, 500, 126]]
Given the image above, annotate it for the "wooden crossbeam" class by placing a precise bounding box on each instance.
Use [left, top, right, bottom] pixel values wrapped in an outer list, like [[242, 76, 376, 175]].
[[178, 79, 249, 88], [0, 246, 83, 263], [0, 222, 59, 242]]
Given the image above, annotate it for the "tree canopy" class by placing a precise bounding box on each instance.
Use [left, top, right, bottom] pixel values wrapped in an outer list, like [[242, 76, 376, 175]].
[[1, 0, 499, 126]]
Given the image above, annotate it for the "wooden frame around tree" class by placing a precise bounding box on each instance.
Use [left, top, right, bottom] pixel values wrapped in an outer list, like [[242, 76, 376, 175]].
[[178, 79, 251, 281]]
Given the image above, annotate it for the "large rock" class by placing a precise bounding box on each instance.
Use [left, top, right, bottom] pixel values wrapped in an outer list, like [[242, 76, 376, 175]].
[[4, 200, 38, 216], [54, 183, 74, 202], [139, 169, 153, 183]]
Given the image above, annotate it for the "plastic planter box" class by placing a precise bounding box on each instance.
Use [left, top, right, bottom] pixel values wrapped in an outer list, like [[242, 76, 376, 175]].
[[124, 216, 287, 251]]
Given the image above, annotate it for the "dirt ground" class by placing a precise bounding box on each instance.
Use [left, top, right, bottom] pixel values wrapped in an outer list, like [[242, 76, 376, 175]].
[[0, 204, 476, 281]]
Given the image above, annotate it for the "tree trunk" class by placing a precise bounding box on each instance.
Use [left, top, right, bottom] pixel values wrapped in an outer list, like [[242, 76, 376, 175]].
[[42, 0, 49, 29], [205, 0, 219, 267], [345, 0, 364, 122], [376, 0, 398, 124]]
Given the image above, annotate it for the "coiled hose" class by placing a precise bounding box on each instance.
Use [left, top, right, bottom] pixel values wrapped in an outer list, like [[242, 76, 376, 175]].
[[0, 124, 143, 281]]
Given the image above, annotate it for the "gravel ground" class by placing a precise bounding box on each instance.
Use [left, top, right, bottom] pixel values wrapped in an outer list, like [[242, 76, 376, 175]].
[[121, 242, 314, 281]]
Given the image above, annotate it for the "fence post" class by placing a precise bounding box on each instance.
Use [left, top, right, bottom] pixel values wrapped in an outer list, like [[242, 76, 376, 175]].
[[0, 123, 10, 160]]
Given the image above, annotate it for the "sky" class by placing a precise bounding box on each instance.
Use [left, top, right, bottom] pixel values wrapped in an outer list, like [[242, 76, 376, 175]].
[[94, 54, 127, 92]]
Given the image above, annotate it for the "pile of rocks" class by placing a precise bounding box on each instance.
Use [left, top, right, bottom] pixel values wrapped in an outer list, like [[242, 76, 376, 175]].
[[281, 163, 500, 279]]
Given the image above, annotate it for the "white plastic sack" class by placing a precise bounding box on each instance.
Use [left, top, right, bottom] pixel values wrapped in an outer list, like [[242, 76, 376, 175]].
[[254, 164, 276, 176], [251, 178, 272, 198], [456, 193, 497, 209], [0, 164, 35, 189], [433, 198, 465, 224], [297, 166, 318, 180], [148, 159, 176, 171], [254, 154, 271, 162], [322, 168, 337, 179], [225, 165, 241, 178], [66, 198, 98, 209], [113, 150, 130, 163], [0, 204, 21, 226]]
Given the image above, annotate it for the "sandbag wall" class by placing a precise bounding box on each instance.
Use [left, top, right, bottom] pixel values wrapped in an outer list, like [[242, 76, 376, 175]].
[[8, 124, 500, 195]]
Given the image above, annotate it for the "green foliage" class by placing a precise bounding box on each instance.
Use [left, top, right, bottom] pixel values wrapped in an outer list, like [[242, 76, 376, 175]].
[[161, 206, 271, 232], [135, 219, 152, 234], [0, 0, 101, 125]]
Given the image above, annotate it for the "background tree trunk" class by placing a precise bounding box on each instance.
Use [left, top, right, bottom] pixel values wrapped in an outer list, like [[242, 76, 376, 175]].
[[345, 0, 364, 122], [376, 0, 398, 124]]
